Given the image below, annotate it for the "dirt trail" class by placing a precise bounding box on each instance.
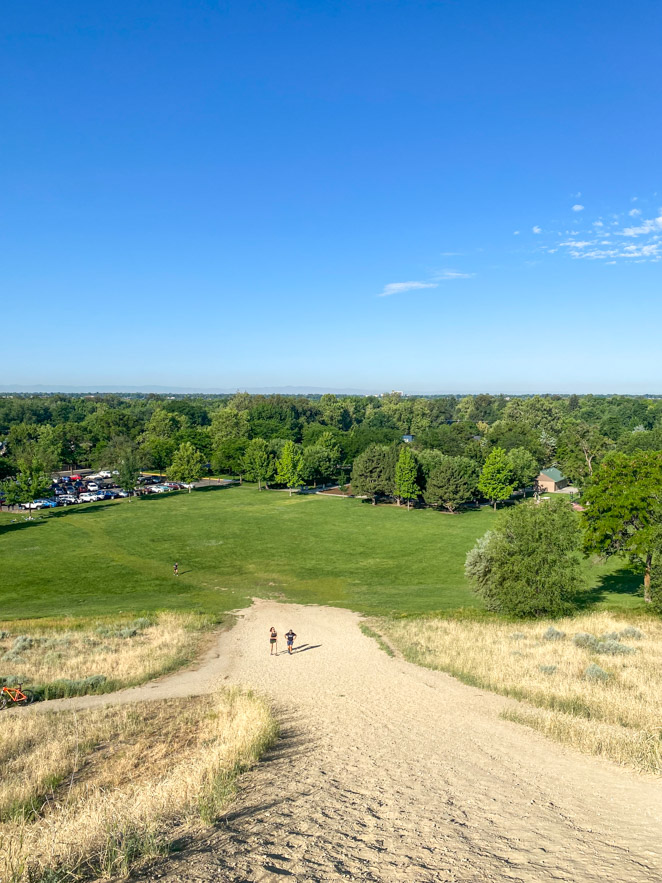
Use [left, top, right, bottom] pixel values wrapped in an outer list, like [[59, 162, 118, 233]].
[[34, 600, 662, 881]]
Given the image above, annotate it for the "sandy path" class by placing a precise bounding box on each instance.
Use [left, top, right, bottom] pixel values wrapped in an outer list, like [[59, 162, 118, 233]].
[[28, 600, 662, 881], [117, 599, 659, 883]]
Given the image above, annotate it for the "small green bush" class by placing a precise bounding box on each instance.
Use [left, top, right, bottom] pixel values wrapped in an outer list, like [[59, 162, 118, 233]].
[[538, 664, 558, 674], [593, 639, 635, 656], [584, 663, 610, 683], [509, 632, 526, 640], [618, 626, 644, 640], [573, 632, 597, 648], [0, 674, 22, 687], [41, 674, 108, 699], [11, 635, 34, 653], [0, 630, 10, 640], [542, 627, 565, 641]]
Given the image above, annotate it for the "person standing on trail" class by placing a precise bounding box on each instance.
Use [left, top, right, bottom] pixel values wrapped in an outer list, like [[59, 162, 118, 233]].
[[285, 629, 297, 654], [173, 562, 179, 577], [269, 627, 278, 655]]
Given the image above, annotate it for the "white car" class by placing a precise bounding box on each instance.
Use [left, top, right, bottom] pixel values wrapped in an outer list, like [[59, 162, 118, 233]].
[[21, 500, 46, 510], [79, 492, 96, 503], [149, 485, 169, 494], [99, 470, 112, 478], [87, 482, 100, 491], [58, 495, 78, 506]]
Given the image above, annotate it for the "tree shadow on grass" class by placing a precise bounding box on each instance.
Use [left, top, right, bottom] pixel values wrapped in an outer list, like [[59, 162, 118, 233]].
[[0, 518, 47, 537], [575, 569, 643, 611]]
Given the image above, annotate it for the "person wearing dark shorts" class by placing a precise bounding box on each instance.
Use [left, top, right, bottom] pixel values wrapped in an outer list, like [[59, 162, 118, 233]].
[[173, 562, 179, 576], [269, 627, 278, 655], [285, 629, 297, 654]]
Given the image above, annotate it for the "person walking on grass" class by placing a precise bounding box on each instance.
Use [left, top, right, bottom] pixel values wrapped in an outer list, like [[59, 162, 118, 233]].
[[269, 626, 278, 655], [173, 562, 179, 577], [285, 629, 297, 654]]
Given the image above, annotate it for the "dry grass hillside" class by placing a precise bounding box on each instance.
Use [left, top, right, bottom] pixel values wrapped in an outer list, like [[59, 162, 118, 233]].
[[0, 612, 214, 698], [0, 688, 277, 882], [376, 612, 662, 774]]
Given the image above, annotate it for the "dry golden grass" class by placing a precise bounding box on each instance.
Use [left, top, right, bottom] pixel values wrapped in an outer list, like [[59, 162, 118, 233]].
[[0, 689, 277, 882], [377, 612, 662, 773], [0, 612, 214, 697]]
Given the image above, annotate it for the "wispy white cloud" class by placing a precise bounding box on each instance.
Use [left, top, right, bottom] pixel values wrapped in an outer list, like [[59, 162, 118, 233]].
[[378, 281, 438, 297], [433, 269, 475, 280], [513, 230, 520, 235], [527, 195, 662, 264], [619, 216, 662, 237]]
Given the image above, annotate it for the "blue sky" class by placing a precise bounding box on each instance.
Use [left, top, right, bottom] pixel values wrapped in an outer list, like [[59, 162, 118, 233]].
[[2, 0, 661, 393]]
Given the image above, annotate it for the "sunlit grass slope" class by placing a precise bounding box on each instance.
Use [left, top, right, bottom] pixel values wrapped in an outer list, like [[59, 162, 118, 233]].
[[0, 485, 643, 620]]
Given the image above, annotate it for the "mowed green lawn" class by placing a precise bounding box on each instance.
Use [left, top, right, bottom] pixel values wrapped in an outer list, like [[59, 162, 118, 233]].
[[0, 485, 644, 620]]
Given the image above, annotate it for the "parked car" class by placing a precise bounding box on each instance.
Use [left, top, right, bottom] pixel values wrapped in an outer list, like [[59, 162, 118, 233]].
[[35, 498, 58, 508], [98, 470, 112, 479], [86, 482, 100, 491], [22, 500, 46, 509], [78, 492, 96, 503], [117, 489, 130, 497], [57, 495, 78, 506], [69, 474, 83, 481], [165, 481, 183, 489]]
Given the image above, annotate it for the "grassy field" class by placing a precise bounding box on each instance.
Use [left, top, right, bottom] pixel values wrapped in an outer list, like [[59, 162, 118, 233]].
[[0, 688, 277, 882], [376, 612, 662, 773], [0, 484, 643, 620], [0, 612, 214, 697]]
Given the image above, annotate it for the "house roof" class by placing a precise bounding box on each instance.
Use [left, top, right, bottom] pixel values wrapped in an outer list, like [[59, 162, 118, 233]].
[[539, 467, 565, 483]]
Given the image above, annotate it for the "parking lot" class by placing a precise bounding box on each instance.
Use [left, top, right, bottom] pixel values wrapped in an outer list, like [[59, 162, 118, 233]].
[[0, 472, 200, 512]]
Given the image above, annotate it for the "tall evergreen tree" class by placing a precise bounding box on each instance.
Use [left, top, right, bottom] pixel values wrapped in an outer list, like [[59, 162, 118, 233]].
[[424, 456, 479, 512]]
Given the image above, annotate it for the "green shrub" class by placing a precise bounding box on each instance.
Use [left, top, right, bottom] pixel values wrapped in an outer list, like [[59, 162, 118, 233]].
[[573, 632, 597, 648], [593, 639, 635, 656], [618, 626, 644, 640], [542, 626, 565, 641], [538, 664, 558, 674], [584, 663, 610, 683], [464, 497, 582, 618]]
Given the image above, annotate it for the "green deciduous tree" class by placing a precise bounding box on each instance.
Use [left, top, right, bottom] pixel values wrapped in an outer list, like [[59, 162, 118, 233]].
[[242, 438, 275, 490], [424, 456, 479, 512], [276, 441, 304, 495], [507, 447, 540, 491], [583, 451, 662, 602], [166, 442, 205, 490], [465, 497, 582, 617], [478, 448, 514, 509], [394, 446, 420, 509], [2, 460, 52, 509], [557, 421, 611, 487]]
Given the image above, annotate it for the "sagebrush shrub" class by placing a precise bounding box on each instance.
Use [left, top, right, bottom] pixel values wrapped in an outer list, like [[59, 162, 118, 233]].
[[584, 663, 610, 683], [573, 632, 597, 648], [594, 639, 635, 656], [538, 664, 558, 674], [542, 627, 565, 641]]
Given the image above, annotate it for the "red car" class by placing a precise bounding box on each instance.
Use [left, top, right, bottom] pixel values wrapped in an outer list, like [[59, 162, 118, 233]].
[[70, 474, 83, 481]]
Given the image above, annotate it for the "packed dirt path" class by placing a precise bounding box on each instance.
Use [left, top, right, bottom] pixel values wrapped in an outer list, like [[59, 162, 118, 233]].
[[121, 599, 660, 883]]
